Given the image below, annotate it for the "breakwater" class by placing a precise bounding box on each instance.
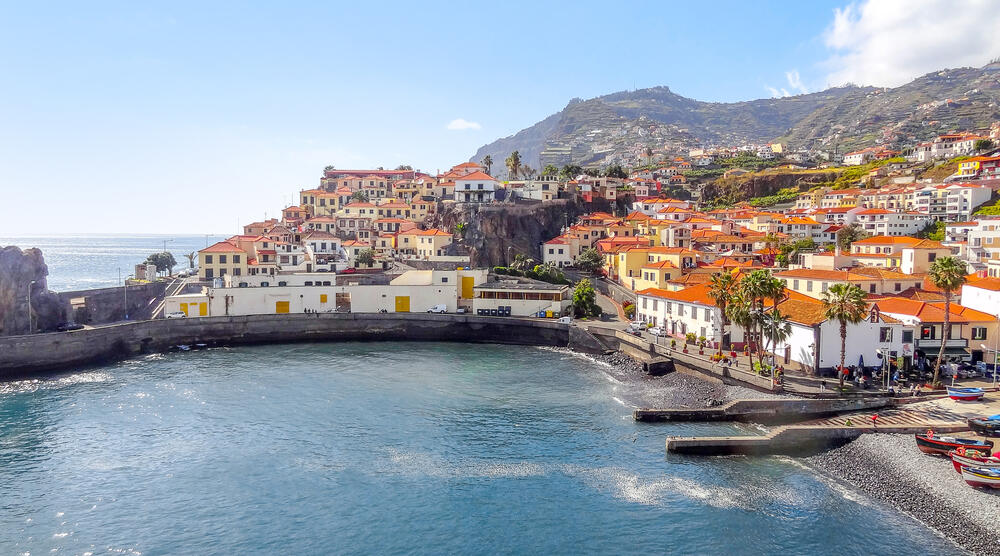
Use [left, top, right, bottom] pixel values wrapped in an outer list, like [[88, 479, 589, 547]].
[[0, 313, 574, 378]]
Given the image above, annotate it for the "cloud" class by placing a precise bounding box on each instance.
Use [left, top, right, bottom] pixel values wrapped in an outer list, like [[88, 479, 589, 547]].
[[765, 85, 791, 98], [785, 70, 808, 94], [823, 0, 1000, 87], [446, 118, 481, 131]]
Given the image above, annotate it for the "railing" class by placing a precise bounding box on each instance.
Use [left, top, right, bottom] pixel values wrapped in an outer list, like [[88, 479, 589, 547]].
[[915, 338, 968, 349]]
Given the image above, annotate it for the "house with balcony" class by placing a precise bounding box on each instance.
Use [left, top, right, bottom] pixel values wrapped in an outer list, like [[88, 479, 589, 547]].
[[454, 171, 498, 203], [876, 296, 997, 363]]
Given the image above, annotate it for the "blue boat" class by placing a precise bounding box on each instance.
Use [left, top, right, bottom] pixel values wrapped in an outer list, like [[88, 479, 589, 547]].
[[947, 387, 985, 401]]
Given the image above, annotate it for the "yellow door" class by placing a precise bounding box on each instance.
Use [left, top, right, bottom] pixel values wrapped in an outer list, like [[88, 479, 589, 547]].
[[320, 294, 328, 304], [394, 296, 410, 313], [180, 303, 189, 316], [275, 301, 290, 314], [462, 276, 475, 299], [199, 302, 208, 316]]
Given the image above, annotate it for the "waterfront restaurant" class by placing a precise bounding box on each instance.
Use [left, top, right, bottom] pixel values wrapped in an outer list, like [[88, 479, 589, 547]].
[[473, 277, 571, 317]]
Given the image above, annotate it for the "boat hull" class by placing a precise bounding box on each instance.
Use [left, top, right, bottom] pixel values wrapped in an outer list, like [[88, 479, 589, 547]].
[[947, 387, 985, 402], [961, 467, 1000, 488], [968, 418, 1000, 438], [949, 450, 1000, 473], [914, 434, 994, 456]]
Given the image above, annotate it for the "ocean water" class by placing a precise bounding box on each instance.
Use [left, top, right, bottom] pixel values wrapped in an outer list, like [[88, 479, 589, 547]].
[[0, 235, 226, 291], [0, 343, 958, 555]]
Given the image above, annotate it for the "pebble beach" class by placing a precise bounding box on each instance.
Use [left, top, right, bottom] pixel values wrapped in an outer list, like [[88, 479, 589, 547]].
[[809, 433, 1000, 555]]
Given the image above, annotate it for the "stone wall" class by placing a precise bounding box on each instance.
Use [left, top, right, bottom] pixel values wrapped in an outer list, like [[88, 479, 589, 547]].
[[58, 282, 166, 324], [0, 313, 573, 378]]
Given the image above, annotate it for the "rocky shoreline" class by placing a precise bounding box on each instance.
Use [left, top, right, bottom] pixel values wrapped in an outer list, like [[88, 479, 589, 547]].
[[590, 350, 789, 409], [808, 434, 1000, 555]]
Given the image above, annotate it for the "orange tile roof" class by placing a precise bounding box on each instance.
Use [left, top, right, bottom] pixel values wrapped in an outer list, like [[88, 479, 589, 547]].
[[200, 241, 245, 254], [852, 235, 923, 246], [876, 297, 994, 323], [455, 171, 496, 181]]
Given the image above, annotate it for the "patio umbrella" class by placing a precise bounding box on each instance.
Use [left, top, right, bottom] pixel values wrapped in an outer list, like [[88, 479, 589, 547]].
[[858, 354, 865, 370]]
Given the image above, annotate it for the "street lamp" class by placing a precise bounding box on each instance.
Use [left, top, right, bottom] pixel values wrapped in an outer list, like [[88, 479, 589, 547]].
[[26, 280, 36, 333], [981, 343, 999, 388], [124, 274, 133, 320]]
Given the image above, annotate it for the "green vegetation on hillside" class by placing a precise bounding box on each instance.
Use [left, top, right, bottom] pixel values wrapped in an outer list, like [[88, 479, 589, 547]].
[[831, 157, 906, 189]]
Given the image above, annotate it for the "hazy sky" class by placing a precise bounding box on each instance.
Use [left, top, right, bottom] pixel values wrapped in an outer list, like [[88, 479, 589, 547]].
[[2, 0, 998, 234]]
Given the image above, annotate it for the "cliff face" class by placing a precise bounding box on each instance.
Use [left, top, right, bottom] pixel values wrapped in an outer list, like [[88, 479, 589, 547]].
[[432, 198, 627, 267], [0, 246, 67, 335], [701, 170, 841, 205]]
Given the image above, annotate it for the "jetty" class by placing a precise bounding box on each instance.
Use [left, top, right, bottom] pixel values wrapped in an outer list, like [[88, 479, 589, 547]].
[[663, 392, 1000, 456]]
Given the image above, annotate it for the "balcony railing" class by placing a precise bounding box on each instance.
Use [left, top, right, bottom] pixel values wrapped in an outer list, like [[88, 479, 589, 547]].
[[915, 338, 968, 349]]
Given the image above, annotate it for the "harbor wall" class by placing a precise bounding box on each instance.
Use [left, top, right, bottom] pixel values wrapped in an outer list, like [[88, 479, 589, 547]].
[[0, 313, 573, 379]]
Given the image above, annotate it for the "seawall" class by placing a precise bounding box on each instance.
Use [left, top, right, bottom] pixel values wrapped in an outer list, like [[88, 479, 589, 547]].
[[0, 313, 574, 379]]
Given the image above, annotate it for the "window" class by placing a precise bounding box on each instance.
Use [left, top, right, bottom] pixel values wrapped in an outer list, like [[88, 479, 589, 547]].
[[879, 327, 892, 342], [928, 252, 937, 262], [219, 255, 227, 264], [441, 277, 448, 283], [233, 255, 241, 263], [806, 281, 813, 292], [642, 297, 647, 309], [261, 281, 270, 287], [205, 269, 214, 279], [920, 325, 935, 339], [869, 284, 876, 294], [305, 281, 313, 286], [233, 268, 241, 276], [793, 279, 799, 290], [704, 308, 711, 321], [278, 281, 287, 286], [973, 327, 987, 340], [678, 305, 685, 317]]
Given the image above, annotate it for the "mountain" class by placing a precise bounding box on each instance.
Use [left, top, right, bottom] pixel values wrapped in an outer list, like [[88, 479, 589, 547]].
[[472, 62, 1000, 173]]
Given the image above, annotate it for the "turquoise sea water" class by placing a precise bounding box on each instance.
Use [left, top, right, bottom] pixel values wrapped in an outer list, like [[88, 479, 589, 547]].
[[0, 343, 957, 555], [0, 235, 226, 291]]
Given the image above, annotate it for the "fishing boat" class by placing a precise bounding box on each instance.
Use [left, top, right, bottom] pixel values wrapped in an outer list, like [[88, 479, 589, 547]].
[[949, 448, 1000, 474], [968, 415, 1000, 437], [961, 466, 1000, 488], [947, 387, 985, 402], [914, 432, 994, 455]]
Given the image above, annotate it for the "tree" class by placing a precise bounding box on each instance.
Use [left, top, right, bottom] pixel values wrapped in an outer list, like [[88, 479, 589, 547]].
[[572, 278, 602, 318], [730, 269, 785, 370], [975, 139, 995, 152], [760, 309, 791, 367], [604, 164, 627, 179], [822, 283, 868, 387], [559, 164, 583, 179], [542, 164, 559, 177], [454, 222, 468, 238], [837, 223, 867, 252], [481, 155, 493, 175], [505, 151, 522, 180], [184, 252, 196, 269], [395, 164, 412, 170], [708, 271, 738, 354], [575, 248, 604, 274], [511, 254, 536, 271], [355, 248, 376, 266], [145, 252, 177, 275], [928, 256, 967, 386], [351, 191, 369, 202], [324, 164, 335, 171], [521, 165, 536, 179]]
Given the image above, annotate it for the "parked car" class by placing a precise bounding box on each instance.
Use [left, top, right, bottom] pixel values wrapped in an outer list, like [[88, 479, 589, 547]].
[[556, 316, 572, 324], [54, 322, 84, 332], [427, 304, 448, 314], [340, 267, 357, 274], [648, 326, 666, 337], [455, 308, 467, 314], [165, 311, 186, 319]]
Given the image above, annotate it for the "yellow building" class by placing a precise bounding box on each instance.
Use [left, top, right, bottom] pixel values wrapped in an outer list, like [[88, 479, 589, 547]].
[[631, 260, 681, 291], [198, 241, 250, 280], [397, 228, 453, 258]]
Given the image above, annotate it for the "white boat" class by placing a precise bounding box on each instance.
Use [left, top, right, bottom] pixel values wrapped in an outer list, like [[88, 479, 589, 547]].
[[961, 466, 1000, 488]]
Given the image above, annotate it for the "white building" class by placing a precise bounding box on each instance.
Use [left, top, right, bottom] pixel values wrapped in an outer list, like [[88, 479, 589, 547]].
[[454, 171, 498, 203], [853, 209, 932, 237]]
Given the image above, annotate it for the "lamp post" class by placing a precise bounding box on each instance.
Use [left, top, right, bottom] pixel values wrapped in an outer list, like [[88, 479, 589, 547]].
[[124, 274, 133, 320], [26, 280, 36, 333]]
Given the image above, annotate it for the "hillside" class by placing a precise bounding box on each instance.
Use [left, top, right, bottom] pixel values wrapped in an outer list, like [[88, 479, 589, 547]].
[[472, 62, 1000, 174]]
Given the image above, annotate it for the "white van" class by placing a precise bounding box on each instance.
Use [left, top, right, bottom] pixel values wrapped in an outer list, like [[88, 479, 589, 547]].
[[427, 304, 448, 314], [556, 316, 572, 324]]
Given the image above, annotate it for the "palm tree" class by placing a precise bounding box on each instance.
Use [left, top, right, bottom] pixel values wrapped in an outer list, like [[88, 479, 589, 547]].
[[481, 155, 493, 175], [928, 256, 967, 386], [737, 269, 785, 368], [822, 283, 868, 387], [184, 252, 196, 269], [505, 151, 522, 180], [708, 271, 737, 355], [760, 309, 792, 368]]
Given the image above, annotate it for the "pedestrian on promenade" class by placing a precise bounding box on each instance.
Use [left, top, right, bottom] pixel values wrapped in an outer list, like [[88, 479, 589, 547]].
[[820, 380, 826, 393]]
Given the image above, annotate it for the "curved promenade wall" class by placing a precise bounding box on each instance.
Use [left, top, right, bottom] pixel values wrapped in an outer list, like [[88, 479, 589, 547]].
[[0, 314, 572, 379]]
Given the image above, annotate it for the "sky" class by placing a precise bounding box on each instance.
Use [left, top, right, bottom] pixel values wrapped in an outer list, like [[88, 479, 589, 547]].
[[2, 0, 999, 235]]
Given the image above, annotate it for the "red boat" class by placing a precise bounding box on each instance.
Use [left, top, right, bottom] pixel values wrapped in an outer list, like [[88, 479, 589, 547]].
[[948, 448, 1000, 473], [914, 432, 994, 455]]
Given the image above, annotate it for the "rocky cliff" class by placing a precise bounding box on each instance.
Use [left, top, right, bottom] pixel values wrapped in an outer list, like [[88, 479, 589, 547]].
[[433, 198, 628, 267], [701, 170, 842, 206], [0, 246, 68, 335]]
